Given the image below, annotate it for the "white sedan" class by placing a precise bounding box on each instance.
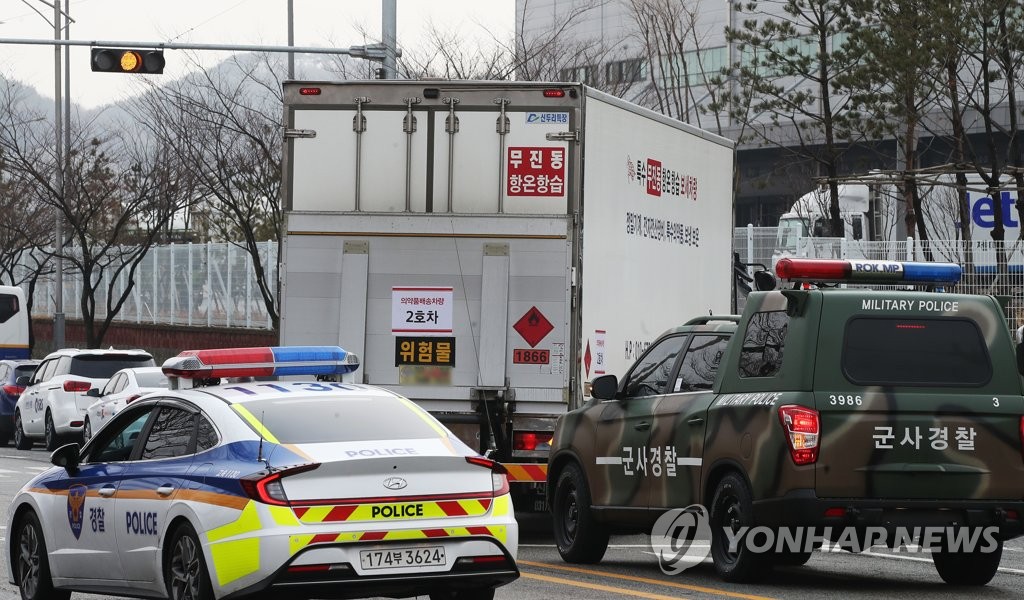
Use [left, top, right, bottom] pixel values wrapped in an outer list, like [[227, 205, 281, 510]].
[[6, 346, 518, 600], [83, 367, 169, 441]]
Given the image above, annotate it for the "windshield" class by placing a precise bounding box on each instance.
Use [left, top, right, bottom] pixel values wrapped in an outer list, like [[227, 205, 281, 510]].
[[241, 395, 443, 444], [70, 355, 155, 379], [776, 217, 808, 252]]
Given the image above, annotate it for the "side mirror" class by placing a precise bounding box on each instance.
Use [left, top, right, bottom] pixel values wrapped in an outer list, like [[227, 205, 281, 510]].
[[86, 388, 101, 397], [15, 375, 30, 386], [51, 443, 81, 473], [590, 374, 619, 400], [754, 270, 777, 291]]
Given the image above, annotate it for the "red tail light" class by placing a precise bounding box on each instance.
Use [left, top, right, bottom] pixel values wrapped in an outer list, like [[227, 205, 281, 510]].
[[513, 431, 554, 451], [1019, 416, 1024, 463], [63, 380, 92, 392], [240, 463, 320, 506], [465, 456, 510, 496], [542, 88, 566, 98], [2, 384, 24, 397], [778, 405, 820, 465]]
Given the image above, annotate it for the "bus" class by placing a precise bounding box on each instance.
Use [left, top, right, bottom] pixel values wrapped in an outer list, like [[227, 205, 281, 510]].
[[0, 287, 29, 359]]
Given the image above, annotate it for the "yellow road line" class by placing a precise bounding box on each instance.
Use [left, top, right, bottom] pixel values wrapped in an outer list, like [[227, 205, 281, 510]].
[[521, 572, 691, 600], [518, 560, 777, 600]]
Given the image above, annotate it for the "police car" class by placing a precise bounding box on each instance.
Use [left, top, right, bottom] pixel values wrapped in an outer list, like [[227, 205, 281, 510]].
[[7, 346, 518, 600]]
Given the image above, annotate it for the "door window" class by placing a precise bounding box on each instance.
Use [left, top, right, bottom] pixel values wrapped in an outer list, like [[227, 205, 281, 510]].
[[87, 407, 155, 463], [624, 335, 688, 398], [674, 334, 731, 392], [196, 415, 219, 452], [140, 407, 195, 460], [739, 311, 790, 378]]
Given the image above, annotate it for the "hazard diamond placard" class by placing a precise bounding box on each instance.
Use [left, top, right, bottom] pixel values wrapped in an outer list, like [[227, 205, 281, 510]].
[[513, 306, 553, 348]]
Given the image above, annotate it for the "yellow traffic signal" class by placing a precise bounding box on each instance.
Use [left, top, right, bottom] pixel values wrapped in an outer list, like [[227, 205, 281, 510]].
[[91, 48, 165, 74]]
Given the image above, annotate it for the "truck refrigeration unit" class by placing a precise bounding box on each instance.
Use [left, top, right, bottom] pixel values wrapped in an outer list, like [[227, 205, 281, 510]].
[[278, 81, 735, 509]]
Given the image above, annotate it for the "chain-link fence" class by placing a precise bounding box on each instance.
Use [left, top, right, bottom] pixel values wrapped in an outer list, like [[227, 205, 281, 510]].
[[28, 241, 277, 330]]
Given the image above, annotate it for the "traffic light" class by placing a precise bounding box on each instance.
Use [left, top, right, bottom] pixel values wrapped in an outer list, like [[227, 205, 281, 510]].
[[91, 48, 165, 74]]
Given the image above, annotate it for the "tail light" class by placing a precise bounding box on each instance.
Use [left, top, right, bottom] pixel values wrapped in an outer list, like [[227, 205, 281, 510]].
[[2, 384, 24, 397], [1019, 416, 1024, 463], [466, 456, 510, 496], [513, 431, 554, 451], [63, 380, 91, 392], [778, 405, 820, 465], [126, 394, 142, 404], [240, 463, 320, 506]]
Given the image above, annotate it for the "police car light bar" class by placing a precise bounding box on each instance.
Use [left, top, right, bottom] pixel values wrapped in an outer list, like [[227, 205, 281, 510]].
[[162, 346, 360, 379], [775, 258, 962, 284]]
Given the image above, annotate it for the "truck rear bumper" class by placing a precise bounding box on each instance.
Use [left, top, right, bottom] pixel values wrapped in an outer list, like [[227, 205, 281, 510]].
[[753, 489, 1024, 540]]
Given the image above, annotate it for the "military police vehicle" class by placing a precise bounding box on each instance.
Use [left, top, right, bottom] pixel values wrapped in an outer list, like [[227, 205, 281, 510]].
[[548, 258, 1024, 585]]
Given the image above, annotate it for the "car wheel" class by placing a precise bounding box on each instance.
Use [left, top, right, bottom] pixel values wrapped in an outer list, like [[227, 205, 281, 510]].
[[44, 412, 60, 452], [429, 588, 496, 600], [165, 522, 213, 600], [16, 510, 71, 600], [83, 417, 92, 443], [14, 411, 31, 450], [552, 462, 609, 563], [932, 537, 1002, 585], [709, 472, 771, 582]]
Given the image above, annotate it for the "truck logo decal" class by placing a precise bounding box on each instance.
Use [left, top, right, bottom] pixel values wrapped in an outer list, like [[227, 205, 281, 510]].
[[627, 155, 698, 201], [507, 147, 565, 197], [525, 112, 568, 124]]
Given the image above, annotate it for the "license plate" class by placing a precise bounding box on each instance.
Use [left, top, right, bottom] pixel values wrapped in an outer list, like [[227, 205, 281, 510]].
[[359, 546, 446, 570]]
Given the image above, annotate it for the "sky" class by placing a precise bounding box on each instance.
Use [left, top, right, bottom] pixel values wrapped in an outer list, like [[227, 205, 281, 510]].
[[0, 0, 514, 109]]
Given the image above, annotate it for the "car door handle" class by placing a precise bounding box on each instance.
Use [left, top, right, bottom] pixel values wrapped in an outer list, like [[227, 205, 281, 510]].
[[688, 417, 705, 426], [156, 485, 175, 497], [634, 421, 651, 431], [98, 486, 116, 498]]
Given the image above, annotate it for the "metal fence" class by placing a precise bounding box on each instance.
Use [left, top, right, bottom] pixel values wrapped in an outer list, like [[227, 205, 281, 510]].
[[28, 241, 277, 330]]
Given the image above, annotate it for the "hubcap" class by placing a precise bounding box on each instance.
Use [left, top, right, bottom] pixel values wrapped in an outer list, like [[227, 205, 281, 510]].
[[562, 485, 579, 542], [170, 534, 201, 600], [717, 494, 742, 562], [18, 521, 40, 598], [45, 417, 52, 447], [14, 415, 22, 445]]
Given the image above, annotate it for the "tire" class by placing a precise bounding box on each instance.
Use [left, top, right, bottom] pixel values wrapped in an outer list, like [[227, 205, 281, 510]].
[[83, 417, 92, 443], [552, 462, 609, 563], [709, 472, 771, 582], [15, 510, 70, 600], [14, 411, 31, 450], [165, 522, 214, 600], [44, 412, 60, 452], [932, 537, 1002, 585], [429, 588, 496, 600]]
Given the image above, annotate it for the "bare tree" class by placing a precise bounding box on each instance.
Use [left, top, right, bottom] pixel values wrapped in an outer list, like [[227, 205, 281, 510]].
[[0, 82, 190, 347], [133, 52, 284, 328]]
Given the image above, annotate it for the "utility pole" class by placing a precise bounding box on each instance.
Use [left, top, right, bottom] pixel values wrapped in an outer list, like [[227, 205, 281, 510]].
[[287, 0, 294, 79], [52, 0, 65, 350], [382, 0, 397, 79]]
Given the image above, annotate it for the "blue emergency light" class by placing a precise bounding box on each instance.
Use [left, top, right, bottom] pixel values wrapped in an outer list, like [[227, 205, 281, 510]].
[[776, 258, 962, 284], [162, 346, 360, 379]]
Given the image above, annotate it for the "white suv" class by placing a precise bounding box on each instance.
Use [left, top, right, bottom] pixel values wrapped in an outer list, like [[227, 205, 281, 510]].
[[14, 348, 154, 450]]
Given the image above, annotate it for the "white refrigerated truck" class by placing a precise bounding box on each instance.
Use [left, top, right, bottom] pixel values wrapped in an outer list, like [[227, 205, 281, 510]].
[[278, 80, 735, 509]]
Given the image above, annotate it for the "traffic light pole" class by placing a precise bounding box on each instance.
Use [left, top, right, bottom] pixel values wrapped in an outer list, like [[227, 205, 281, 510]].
[[0, 37, 395, 61]]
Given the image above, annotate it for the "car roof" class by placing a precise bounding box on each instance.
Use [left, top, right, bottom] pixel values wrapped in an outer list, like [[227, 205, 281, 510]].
[[190, 380, 400, 406], [658, 315, 740, 338], [43, 348, 152, 359], [117, 366, 166, 376], [0, 359, 38, 366]]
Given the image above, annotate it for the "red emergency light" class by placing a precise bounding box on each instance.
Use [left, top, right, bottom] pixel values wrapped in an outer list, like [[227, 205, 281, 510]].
[[162, 346, 359, 379]]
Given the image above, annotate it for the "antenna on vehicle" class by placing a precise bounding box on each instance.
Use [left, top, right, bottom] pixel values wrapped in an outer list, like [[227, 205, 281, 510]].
[[257, 410, 270, 469]]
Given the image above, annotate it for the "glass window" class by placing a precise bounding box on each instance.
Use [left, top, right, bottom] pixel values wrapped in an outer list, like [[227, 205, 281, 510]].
[[739, 311, 790, 378], [55, 356, 73, 377], [34, 360, 55, 384], [196, 416, 219, 452], [140, 407, 195, 460], [102, 374, 125, 395], [674, 334, 731, 392], [135, 371, 169, 388], [624, 335, 688, 398], [88, 407, 155, 463], [69, 355, 155, 379], [14, 364, 36, 381], [242, 396, 443, 444], [843, 318, 991, 386], [0, 293, 19, 324]]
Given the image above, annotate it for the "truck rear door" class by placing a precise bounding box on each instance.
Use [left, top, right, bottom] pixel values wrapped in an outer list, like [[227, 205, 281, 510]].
[[813, 294, 1024, 500]]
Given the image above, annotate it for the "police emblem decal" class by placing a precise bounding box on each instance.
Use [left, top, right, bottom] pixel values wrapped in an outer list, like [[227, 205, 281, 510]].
[[67, 484, 87, 539]]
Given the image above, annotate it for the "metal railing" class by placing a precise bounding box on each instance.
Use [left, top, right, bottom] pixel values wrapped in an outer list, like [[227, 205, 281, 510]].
[[28, 241, 277, 330]]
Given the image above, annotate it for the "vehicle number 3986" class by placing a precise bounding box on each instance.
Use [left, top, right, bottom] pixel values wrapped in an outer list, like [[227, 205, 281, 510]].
[[828, 394, 862, 406]]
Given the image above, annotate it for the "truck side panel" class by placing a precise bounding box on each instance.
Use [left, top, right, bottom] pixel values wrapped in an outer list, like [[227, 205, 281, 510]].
[[578, 92, 734, 402]]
